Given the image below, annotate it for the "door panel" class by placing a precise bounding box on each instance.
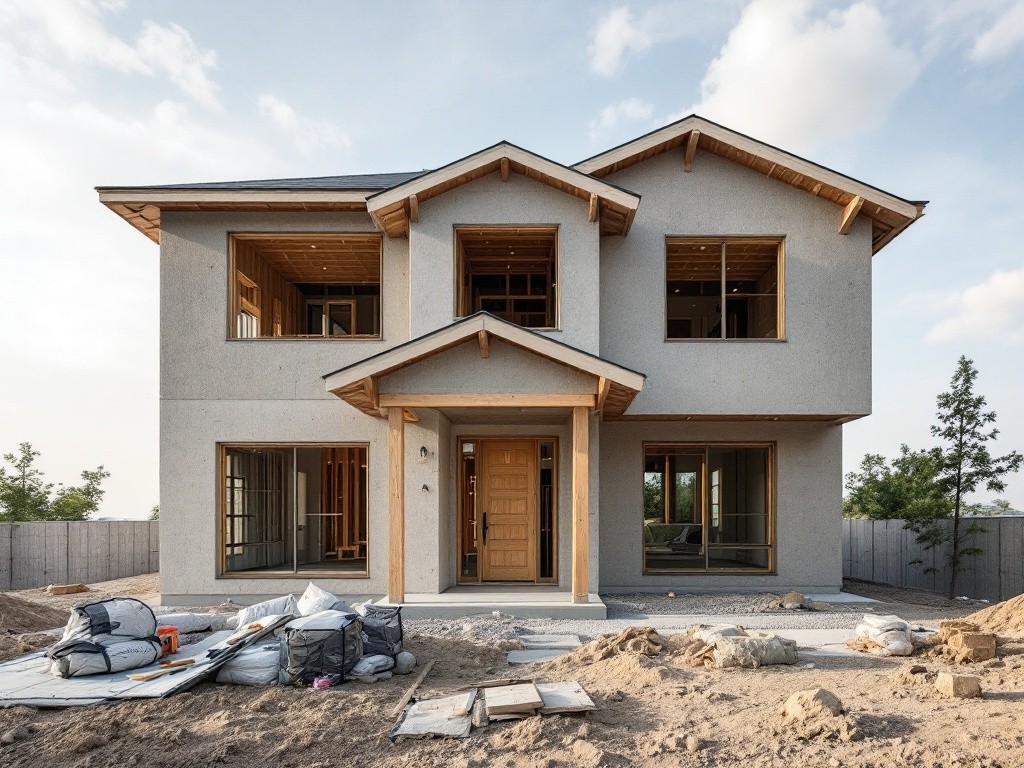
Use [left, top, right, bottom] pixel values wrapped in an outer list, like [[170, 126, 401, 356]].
[[480, 441, 537, 581]]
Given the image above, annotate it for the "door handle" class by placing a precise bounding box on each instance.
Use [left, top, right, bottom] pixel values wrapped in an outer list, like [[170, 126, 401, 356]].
[[482, 513, 489, 544]]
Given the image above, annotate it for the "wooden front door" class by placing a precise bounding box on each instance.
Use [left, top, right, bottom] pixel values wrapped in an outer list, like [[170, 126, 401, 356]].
[[479, 440, 538, 581]]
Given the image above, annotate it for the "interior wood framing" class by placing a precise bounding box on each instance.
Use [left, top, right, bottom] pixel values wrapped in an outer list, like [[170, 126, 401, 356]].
[[227, 232, 383, 339], [454, 225, 559, 329], [640, 441, 776, 575], [215, 442, 372, 579]]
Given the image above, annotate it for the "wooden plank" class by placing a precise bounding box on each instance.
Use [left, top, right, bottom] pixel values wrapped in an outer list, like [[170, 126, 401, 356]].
[[596, 377, 610, 411], [838, 195, 864, 235], [0, 524, 11, 591], [477, 330, 490, 359], [588, 193, 598, 223], [484, 683, 543, 715], [499, 157, 510, 182], [392, 658, 434, 716], [683, 129, 700, 172], [571, 406, 589, 604], [378, 394, 595, 409], [408, 194, 419, 223], [388, 407, 406, 604]]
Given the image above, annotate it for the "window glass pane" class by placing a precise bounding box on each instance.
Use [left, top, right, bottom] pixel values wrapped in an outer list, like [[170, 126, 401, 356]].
[[306, 303, 324, 335], [666, 241, 722, 339], [724, 242, 779, 339], [223, 447, 290, 572], [644, 444, 772, 573], [706, 447, 769, 546], [327, 302, 354, 336]]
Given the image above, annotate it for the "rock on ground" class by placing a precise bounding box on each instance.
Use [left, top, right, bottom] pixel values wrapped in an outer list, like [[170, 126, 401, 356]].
[[935, 672, 981, 699], [781, 688, 844, 722]]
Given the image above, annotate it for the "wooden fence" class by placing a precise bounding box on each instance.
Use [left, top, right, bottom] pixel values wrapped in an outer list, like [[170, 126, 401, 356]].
[[843, 517, 1024, 602], [0, 521, 158, 591]]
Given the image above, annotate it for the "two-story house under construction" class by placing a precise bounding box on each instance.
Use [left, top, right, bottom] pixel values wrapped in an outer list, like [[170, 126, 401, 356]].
[[99, 116, 925, 616]]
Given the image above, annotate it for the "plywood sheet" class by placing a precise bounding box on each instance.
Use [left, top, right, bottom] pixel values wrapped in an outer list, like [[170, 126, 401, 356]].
[[536, 681, 597, 714], [484, 683, 543, 715]]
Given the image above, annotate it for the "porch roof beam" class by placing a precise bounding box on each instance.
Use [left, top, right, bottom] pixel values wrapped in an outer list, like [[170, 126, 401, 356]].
[[378, 393, 596, 409]]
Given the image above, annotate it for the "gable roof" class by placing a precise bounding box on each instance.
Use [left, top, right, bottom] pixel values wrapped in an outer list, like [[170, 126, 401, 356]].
[[323, 312, 645, 418], [365, 141, 641, 238], [574, 115, 926, 253], [99, 171, 426, 192]]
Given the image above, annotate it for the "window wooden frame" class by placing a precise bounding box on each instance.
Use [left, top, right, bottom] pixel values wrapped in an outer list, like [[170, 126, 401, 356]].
[[641, 442, 776, 575], [664, 236, 786, 342], [216, 442, 371, 579], [453, 225, 560, 331]]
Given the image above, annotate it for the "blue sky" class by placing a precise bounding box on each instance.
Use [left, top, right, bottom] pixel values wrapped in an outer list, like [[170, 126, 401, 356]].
[[1, 0, 1023, 519]]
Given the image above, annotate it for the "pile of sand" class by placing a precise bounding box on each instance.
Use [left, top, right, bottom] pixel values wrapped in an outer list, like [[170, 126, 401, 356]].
[[552, 626, 665, 665], [0, 593, 67, 634], [962, 594, 1024, 637]]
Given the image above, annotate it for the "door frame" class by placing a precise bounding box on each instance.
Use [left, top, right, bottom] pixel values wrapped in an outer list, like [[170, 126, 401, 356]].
[[456, 436, 559, 586]]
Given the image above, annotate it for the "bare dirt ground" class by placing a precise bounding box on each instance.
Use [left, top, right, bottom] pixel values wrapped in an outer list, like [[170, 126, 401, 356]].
[[0, 576, 1021, 768]]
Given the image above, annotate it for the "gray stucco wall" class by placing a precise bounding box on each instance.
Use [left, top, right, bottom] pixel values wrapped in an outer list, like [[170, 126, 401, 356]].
[[599, 421, 843, 593], [408, 172, 601, 354], [379, 338, 596, 395], [601, 150, 873, 416]]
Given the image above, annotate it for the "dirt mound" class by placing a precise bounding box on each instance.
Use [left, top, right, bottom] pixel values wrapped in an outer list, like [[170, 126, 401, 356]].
[[963, 594, 1024, 637], [0, 593, 67, 634], [540, 627, 685, 693], [550, 626, 665, 666]]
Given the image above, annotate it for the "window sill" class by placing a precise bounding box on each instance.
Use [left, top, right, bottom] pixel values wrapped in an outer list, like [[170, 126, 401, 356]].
[[663, 338, 787, 343], [226, 336, 384, 342], [642, 568, 776, 576], [217, 571, 370, 579]]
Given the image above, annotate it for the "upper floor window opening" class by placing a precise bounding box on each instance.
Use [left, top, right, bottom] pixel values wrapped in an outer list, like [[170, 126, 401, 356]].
[[455, 226, 558, 329], [228, 233, 382, 339], [666, 237, 783, 340]]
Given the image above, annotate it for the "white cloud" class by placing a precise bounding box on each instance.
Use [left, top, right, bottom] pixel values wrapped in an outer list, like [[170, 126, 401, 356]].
[[926, 268, 1024, 344], [136, 21, 220, 110], [970, 2, 1024, 61], [258, 94, 351, 155], [0, 1, 220, 109], [676, 0, 921, 152], [587, 97, 653, 141], [589, 7, 652, 76]]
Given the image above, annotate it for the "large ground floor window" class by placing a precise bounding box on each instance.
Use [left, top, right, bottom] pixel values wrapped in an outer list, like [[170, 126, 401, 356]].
[[643, 443, 773, 573], [220, 444, 368, 577]]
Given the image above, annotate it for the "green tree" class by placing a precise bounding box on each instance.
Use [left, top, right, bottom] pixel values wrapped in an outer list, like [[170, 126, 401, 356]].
[[148, 505, 159, 521], [0, 443, 111, 522], [843, 445, 950, 520], [0, 443, 52, 521], [905, 357, 1023, 599]]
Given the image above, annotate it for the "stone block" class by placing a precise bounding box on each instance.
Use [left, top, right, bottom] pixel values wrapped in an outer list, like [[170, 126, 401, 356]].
[[935, 672, 981, 699]]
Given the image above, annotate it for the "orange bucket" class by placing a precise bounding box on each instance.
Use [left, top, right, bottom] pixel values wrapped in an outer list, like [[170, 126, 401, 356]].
[[156, 626, 179, 657]]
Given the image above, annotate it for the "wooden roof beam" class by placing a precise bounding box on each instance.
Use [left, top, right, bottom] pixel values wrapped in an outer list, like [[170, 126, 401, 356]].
[[500, 157, 510, 182], [588, 193, 598, 223], [408, 194, 419, 223], [477, 330, 490, 359], [683, 130, 700, 172], [838, 195, 864, 235]]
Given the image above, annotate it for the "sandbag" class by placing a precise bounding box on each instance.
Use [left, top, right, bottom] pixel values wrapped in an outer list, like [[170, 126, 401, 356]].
[[215, 643, 282, 686], [351, 653, 395, 678], [360, 605, 403, 657], [281, 610, 362, 685], [236, 594, 298, 629], [48, 637, 162, 678], [297, 583, 338, 617], [852, 614, 914, 656], [157, 613, 228, 634], [59, 598, 157, 642]]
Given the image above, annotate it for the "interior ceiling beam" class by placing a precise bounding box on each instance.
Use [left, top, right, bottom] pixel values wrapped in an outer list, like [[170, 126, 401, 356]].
[[408, 194, 419, 223], [838, 195, 864, 235], [477, 330, 490, 359], [500, 157, 510, 182], [588, 193, 599, 223], [683, 130, 700, 172]]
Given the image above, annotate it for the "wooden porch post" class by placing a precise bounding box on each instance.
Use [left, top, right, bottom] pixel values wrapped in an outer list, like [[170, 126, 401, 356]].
[[572, 405, 590, 604], [387, 407, 405, 603]]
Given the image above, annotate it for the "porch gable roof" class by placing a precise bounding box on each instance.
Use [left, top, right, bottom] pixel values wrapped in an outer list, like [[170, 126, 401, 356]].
[[323, 312, 645, 418]]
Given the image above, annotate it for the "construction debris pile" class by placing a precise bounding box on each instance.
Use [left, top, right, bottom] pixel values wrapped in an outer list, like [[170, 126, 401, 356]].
[[674, 624, 799, 668]]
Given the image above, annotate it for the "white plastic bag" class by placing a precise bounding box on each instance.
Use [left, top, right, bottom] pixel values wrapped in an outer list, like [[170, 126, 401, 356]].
[[236, 595, 298, 629], [215, 644, 282, 686], [296, 583, 338, 617]]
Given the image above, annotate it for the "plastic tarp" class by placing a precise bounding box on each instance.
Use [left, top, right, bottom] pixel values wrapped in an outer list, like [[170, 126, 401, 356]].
[[281, 611, 363, 685]]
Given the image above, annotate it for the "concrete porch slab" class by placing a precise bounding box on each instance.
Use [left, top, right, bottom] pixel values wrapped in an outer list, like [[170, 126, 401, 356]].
[[374, 589, 607, 619], [520, 634, 583, 649], [507, 649, 571, 664]]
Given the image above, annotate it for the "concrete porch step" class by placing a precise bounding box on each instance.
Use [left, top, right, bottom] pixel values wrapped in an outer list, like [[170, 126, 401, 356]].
[[373, 592, 606, 620]]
